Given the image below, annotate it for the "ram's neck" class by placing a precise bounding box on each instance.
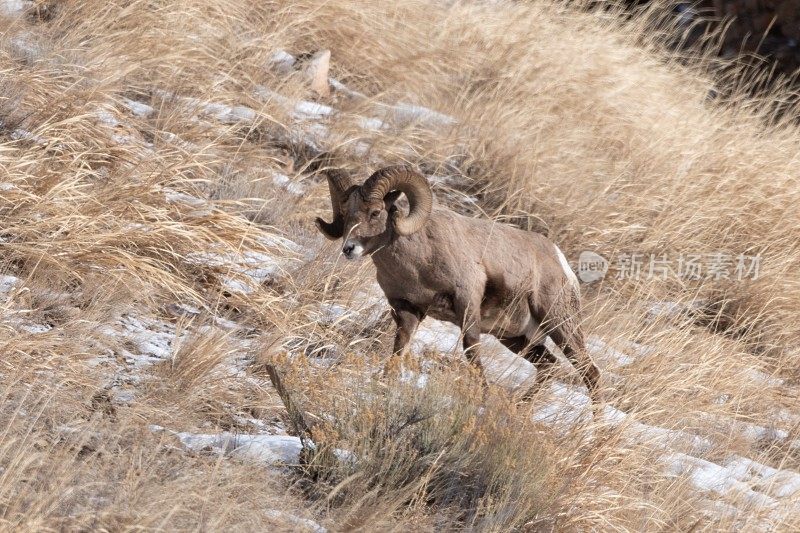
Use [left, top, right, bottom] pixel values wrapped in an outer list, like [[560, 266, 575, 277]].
[[370, 229, 429, 272]]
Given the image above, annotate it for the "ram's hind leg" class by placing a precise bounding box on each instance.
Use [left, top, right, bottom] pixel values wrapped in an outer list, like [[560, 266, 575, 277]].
[[549, 325, 600, 399], [500, 336, 558, 400]]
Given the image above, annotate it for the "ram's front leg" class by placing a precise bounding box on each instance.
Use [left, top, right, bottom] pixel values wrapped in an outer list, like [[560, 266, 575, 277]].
[[384, 298, 424, 377]]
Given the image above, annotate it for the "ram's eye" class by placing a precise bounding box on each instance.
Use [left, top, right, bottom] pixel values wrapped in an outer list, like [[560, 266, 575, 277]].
[[370, 209, 381, 219]]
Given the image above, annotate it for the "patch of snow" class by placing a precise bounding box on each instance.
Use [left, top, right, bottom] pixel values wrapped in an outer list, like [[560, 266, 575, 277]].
[[0, 275, 19, 294], [532, 382, 595, 428], [724, 456, 800, 499], [265, 510, 326, 533], [95, 109, 121, 128], [712, 394, 731, 405], [624, 340, 656, 357], [745, 368, 784, 387], [19, 323, 52, 334], [410, 318, 536, 389], [357, 116, 385, 131], [254, 87, 333, 121], [480, 341, 536, 389], [199, 101, 256, 123], [663, 452, 778, 509], [165, 302, 202, 317], [533, 382, 712, 452], [158, 131, 197, 151], [174, 431, 304, 464], [213, 316, 240, 330], [646, 301, 687, 319], [412, 318, 461, 355], [292, 100, 334, 121], [0, 1, 28, 16], [186, 248, 291, 295], [646, 299, 707, 320], [259, 234, 304, 253], [382, 102, 457, 128], [113, 390, 136, 405], [9, 33, 42, 61], [10, 128, 47, 146], [706, 413, 790, 443], [586, 335, 636, 367], [267, 49, 297, 74], [154, 90, 256, 124], [318, 303, 353, 326], [352, 140, 373, 156], [232, 415, 279, 433], [164, 189, 207, 207], [272, 172, 305, 195], [399, 368, 429, 389], [121, 98, 155, 118], [104, 313, 177, 367], [329, 77, 365, 100]]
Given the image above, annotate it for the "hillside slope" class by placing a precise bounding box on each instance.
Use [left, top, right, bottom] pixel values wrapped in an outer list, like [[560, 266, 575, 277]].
[[0, 0, 798, 530]]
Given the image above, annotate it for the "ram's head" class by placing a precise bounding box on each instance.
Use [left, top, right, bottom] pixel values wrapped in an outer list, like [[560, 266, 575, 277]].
[[316, 166, 433, 259]]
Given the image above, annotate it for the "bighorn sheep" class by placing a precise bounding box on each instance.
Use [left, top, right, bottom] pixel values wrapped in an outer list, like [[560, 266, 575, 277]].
[[315, 164, 600, 397]]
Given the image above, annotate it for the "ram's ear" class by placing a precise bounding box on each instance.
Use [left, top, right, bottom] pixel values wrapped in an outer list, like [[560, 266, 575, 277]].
[[383, 190, 402, 211]]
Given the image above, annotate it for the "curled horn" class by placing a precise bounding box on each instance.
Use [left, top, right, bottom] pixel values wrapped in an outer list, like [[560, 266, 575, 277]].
[[362, 166, 432, 236], [314, 158, 353, 240]]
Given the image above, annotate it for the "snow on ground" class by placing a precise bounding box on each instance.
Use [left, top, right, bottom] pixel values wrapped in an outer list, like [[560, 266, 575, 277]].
[[0, 1, 26, 16], [185, 238, 301, 294], [120, 98, 155, 118], [265, 49, 457, 130], [379, 102, 457, 128], [0, 275, 66, 334], [271, 172, 305, 195], [586, 335, 637, 367], [0, 274, 19, 295], [412, 317, 544, 390], [408, 317, 800, 521], [164, 188, 207, 207], [153, 423, 354, 470], [3, 72, 796, 526], [265, 509, 327, 533], [156, 427, 304, 465]]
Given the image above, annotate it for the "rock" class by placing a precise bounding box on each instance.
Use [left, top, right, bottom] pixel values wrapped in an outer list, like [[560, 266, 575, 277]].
[[304, 50, 331, 98]]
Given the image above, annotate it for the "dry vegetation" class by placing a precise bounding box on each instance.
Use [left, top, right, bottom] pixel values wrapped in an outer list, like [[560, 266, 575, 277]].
[[0, 0, 799, 530]]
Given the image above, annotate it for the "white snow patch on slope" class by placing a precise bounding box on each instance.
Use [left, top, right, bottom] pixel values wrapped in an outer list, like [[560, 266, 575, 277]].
[[265, 509, 326, 533], [664, 453, 779, 509], [154, 90, 256, 124], [186, 246, 298, 295], [172, 431, 304, 464], [586, 335, 636, 368], [0, 275, 19, 295], [0, 1, 27, 16], [378, 102, 457, 128], [121, 98, 155, 118], [272, 172, 305, 195], [411, 318, 535, 389], [533, 382, 712, 452], [164, 188, 206, 207], [111, 313, 176, 365], [267, 49, 297, 73]]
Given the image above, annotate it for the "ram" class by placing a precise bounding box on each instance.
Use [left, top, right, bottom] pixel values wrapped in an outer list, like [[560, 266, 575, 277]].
[[315, 164, 600, 398]]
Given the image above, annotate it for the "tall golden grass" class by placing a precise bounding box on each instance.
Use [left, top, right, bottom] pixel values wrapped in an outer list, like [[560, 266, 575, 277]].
[[0, 0, 798, 530]]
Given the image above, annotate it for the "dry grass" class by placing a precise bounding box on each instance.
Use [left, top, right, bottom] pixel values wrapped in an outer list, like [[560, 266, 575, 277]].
[[0, 0, 799, 530]]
